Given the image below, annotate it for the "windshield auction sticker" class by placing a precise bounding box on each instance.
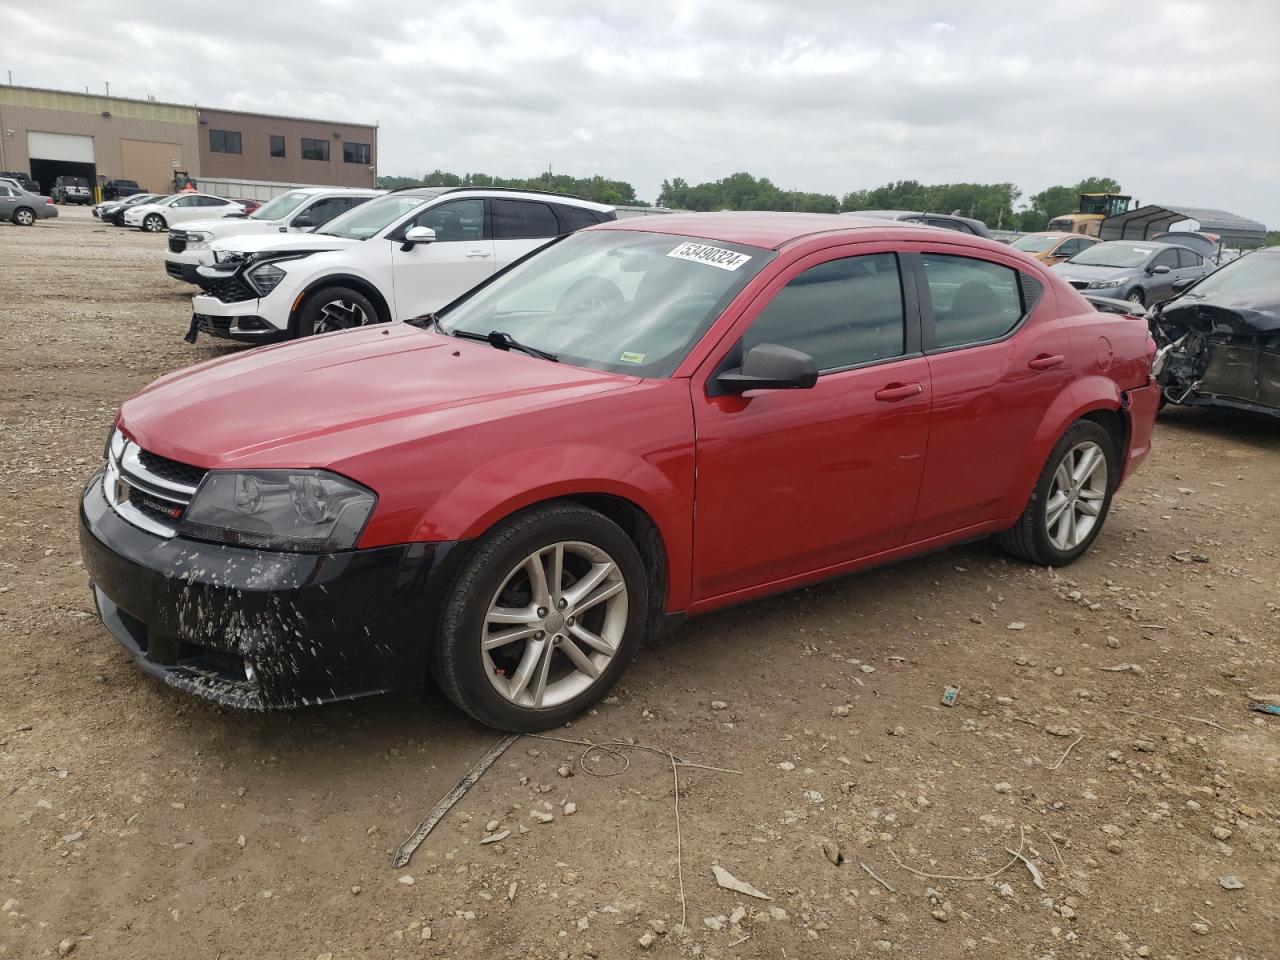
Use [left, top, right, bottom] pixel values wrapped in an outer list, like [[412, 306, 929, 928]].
[[667, 242, 752, 271]]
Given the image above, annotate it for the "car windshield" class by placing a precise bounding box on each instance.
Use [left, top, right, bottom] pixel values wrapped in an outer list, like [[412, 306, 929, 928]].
[[316, 193, 440, 240], [1066, 244, 1154, 268], [1179, 251, 1278, 298], [249, 191, 311, 221], [440, 229, 773, 377], [1011, 235, 1057, 253]]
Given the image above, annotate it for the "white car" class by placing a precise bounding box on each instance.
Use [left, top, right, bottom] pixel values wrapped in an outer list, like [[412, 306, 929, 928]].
[[164, 187, 382, 283], [189, 188, 615, 342], [124, 193, 245, 232]]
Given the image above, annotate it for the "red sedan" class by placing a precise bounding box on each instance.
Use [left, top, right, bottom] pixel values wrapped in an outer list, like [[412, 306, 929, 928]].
[[79, 213, 1160, 730]]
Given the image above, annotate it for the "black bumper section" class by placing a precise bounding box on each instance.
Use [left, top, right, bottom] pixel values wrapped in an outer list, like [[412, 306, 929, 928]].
[[79, 475, 467, 710]]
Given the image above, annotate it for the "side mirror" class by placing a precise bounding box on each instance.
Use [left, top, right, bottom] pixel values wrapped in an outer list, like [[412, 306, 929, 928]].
[[292, 215, 314, 228], [715, 343, 818, 394], [401, 226, 436, 251], [1171, 276, 1197, 293], [1150, 264, 1171, 275]]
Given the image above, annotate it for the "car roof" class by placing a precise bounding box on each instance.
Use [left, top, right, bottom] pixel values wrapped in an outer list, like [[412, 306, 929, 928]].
[[1093, 240, 1174, 251], [847, 210, 921, 219], [1022, 231, 1089, 239], [591, 211, 945, 250], [391, 185, 614, 212]]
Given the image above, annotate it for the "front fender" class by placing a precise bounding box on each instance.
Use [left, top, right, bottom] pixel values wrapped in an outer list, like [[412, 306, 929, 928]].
[[412, 444, 692, 612], [996, 376, 1123, 523]]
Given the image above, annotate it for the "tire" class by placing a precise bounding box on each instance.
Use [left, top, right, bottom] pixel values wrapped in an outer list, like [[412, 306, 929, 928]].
[[430, 501, 650, 731], [12, 207, 35, 226], [142, 214, 166, 232], [295, 285, 381, 337], [1126, 289, 1145, 307], [996, 420, 1116, 566]]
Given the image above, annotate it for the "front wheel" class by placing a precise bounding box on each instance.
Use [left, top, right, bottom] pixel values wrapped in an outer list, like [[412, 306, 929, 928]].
[[295, 286, 380, 337], [1126, 289, 1145, 307], [142, 214, 165, 232], [996, 420, 1116, 566], [12, 207, 35, 226], [430, 502, 649, 731]]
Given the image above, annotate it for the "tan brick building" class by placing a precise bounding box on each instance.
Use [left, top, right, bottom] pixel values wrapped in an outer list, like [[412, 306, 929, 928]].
[[0, 85, 376, 197]]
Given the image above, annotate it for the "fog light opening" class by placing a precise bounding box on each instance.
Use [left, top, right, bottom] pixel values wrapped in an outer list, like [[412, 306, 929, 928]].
[[243, 657, 258, 683]]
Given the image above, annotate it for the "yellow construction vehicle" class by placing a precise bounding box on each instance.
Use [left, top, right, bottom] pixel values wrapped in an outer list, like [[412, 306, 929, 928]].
[[1047, 193, 1132, 236]]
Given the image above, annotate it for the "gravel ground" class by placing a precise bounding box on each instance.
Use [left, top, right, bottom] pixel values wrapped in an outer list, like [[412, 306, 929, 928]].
[[2, 208, 1278, 960]]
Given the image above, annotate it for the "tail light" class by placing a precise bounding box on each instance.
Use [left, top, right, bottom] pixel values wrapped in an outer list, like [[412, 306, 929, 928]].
[[46, 197, 54, 205]]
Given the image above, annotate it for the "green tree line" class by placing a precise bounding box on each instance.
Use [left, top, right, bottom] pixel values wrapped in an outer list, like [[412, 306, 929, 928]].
[[379, 168, 1130, 231]]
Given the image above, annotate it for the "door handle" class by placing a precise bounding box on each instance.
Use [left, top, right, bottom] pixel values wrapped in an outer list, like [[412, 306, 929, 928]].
[[874, 382, 924, 402], [1027, 354, 1065, 371], [465, 250, 492, 259]]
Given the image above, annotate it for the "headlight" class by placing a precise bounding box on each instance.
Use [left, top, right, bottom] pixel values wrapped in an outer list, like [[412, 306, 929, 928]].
[[178, 470, 376, 553], [247, 262, 288, 296], [213, 249, 248, 264], [1088, 277, 1127, 289], [186, 231, 212, 249]]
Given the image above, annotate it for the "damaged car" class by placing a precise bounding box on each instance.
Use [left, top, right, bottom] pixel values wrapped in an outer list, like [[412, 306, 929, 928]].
[[79, 213, 1160, 730], [1151, 247, 1280, 417]]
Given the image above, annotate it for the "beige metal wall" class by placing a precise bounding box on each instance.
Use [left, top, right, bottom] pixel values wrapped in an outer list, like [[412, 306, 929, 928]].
[[120, 139, 186, 194], [196, 108, 377, 189], [0, 87, 200, 186]]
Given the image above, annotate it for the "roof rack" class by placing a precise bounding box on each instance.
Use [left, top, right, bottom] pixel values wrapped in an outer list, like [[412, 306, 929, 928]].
[[388, 184, 601, 204]]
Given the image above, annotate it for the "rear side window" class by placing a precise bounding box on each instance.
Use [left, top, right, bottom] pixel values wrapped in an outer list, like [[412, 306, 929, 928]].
[[744, 254, 905, 372], [492, 199, 560, 240], [921, 254, 1024, 350], [1176, 247, 1202, 268], [552, 204, 601, 234]]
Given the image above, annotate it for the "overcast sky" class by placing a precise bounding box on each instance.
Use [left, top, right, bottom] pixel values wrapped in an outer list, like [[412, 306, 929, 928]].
[[4, 0, 1278, 223]]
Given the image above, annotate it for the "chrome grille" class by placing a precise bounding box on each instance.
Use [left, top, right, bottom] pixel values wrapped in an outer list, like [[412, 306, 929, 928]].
[[103, 429, 206, 537]]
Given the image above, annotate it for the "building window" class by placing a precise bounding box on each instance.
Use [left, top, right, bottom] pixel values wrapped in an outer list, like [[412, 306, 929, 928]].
[[343, 141, 371, 165], [301, 138, 330, 162], [209, 129, 242, 154], [269, 135, 286, 158]]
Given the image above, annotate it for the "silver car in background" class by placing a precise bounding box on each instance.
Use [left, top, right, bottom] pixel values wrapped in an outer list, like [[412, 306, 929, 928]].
[[0, 182, 58, 226]]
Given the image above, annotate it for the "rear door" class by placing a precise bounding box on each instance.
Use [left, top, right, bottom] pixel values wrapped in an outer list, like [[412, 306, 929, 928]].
[[691, 246, 931, 603], [490, 198, 564, 266], [387, 197, 493, 318], [906, 244, 1070, 541]]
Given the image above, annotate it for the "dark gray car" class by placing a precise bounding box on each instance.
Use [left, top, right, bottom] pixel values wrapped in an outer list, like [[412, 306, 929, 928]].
[[0, 182, 58, 225], [1051, 240, 1211, 308]]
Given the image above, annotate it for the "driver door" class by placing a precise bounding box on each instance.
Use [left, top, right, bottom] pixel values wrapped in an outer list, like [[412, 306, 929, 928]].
[[388, 198, 494, 318]]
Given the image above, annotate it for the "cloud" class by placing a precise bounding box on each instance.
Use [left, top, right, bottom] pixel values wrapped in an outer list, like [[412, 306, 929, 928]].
[[2, 0, 1276, 223]]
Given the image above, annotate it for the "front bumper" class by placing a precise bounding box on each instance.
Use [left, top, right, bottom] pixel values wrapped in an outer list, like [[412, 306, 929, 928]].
[[79, 473, 466, 710], [165, 256, 208, 283], [191, 289, 286, 340]]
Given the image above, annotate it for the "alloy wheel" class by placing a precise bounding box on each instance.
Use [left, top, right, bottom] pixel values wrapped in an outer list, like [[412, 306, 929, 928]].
[[15, 209, 34, 226], [144, 215, 163, 232], [315, 299, 371, 333], [482, 541, 627, 709], [1044, 441, 1107, 551]]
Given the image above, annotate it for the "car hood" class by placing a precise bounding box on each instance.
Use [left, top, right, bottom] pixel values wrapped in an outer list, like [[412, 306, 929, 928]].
[[207, 231, 359, 255], [177, 217, 277, 236], [118, 324, 637, 471], [1158, 286, 1280, 335], [1051, 262, 1135, 281]]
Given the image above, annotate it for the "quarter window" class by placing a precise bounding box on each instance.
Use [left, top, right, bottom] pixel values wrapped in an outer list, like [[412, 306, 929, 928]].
[[342, 142, 371, 164], [921, 254, 1024, 350], [552, 203, 601, 234], [269, 135, 286, 158], [301, 138, 330, 162], [491, 199, 560, 240], [209, 129, 241, 154], [744, 254, 906, 372]]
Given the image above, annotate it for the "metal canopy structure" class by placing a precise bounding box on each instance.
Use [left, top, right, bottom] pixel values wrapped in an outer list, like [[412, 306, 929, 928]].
[[1100, 204, 1267, 247]]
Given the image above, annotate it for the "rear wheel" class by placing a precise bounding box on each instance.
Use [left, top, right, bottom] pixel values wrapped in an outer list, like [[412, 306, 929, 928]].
[[142, 213, 165, 232], [996, 420, 1116, 566], [12, 207, 35, 226], [430, 502, 649, 731], [295, 286, 381, 337]]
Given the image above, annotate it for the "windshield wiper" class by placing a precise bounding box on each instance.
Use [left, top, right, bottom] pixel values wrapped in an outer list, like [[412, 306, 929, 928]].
[[450, 329, 558, 362]]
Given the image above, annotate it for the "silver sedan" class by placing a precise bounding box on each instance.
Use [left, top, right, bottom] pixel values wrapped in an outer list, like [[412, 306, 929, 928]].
[[0, 183, 59, 225]]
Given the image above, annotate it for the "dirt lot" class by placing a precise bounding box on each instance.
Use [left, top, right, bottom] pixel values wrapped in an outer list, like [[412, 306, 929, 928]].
[[1, 208, 1277, 960]]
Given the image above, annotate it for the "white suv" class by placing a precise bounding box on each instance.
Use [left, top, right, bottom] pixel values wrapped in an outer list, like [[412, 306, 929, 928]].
[[124, 193, 245, 232], [164, 187, 382, 284], [188, 188, 615, 342]]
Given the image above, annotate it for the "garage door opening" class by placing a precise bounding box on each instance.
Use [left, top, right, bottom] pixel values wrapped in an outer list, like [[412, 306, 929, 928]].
[[29, 158, 97, 197]]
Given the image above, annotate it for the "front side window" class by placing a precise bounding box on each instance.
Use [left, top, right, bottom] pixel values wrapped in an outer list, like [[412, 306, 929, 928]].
[[491, 198, 560, 240], [1058, 238, 1085, 256], [744, 254, 905, 371], [209, 129, 241, 154], [173, 195, 199, 208], [441, 230, 772, 376], [342, 142, 371, 164], [269, 135, 286, 158], [315, 192, 440, 240], [250, 190, 311, 221], [402, 198, 485, 241], [301, 138, 330, 162], [1151, 249, 1180, 270], [921, 253, 1024, 350]]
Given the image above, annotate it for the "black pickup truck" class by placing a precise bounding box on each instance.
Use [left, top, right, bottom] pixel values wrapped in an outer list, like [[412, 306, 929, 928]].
[[102, 179, 145, 200]]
